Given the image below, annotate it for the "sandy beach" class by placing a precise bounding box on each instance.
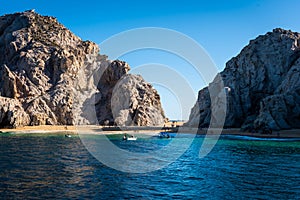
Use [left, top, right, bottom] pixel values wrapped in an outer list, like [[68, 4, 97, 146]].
[[1, 125, 300, 138], [0, 125, 161, 136]]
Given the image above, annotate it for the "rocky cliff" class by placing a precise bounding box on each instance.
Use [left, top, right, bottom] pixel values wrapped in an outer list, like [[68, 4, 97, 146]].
[[0, 10, 165, 128], [187, 28, 300, 131]]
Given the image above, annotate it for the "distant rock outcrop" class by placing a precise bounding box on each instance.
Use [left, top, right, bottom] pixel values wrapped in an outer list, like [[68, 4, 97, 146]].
[[111, 74, 165, 126], [93, 60, 165, 126], [187, 28, 300, 131], [0, 11, 165, 128]]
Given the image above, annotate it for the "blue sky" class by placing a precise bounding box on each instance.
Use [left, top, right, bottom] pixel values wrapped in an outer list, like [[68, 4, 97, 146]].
[[1, 0, 300, 120]]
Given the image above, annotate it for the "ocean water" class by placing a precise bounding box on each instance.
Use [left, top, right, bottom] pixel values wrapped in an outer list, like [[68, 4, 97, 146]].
[[0, 133, 300, 199]]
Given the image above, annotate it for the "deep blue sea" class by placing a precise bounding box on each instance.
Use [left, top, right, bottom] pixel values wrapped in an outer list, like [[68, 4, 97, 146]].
[[0, 133, 300, 199]]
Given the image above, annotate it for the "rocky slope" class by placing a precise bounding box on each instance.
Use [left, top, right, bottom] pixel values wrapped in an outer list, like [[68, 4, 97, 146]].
[[187, 28, 300, 131], [0, 10, 165, 128], [111, 74, 165, 126]]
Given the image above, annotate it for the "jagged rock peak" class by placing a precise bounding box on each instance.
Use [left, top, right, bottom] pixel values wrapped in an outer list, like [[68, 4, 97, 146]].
[[187, 28, 300, 131], [272, 28, 300, 35], [0, 11, 100, 127], [0, 11, 166, 128]]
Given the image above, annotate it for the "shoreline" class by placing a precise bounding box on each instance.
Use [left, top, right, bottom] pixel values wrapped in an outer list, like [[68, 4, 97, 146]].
[[0, 125, 300, 138]]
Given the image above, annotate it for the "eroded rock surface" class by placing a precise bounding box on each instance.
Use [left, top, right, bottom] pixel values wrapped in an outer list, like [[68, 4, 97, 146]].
[[187, 28, 300, 131], [0, 11, 165, 128], [0, 97, 30, 128], [111, 74, 165, 126]]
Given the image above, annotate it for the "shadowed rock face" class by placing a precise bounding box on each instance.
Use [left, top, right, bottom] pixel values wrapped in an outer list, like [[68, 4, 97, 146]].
[[0, 11, 165, 128], [0, 97, 30, 128], [187, 28, 300, 131]]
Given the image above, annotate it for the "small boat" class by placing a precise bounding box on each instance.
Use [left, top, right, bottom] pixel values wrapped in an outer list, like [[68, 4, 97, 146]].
[[123, 134, 137, 141], [65, 134, 72, 138], [126, 136, 137, 141], [158, 132, 170, 139]]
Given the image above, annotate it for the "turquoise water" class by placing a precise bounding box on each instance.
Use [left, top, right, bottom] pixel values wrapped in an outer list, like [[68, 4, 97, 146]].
[[0, 133, 300, 199]]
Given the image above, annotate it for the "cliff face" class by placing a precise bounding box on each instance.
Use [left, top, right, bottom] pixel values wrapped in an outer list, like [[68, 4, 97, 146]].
[[187, 28, 300, 131], [0, 11, 165, 128], [111, 74, 165, 126]]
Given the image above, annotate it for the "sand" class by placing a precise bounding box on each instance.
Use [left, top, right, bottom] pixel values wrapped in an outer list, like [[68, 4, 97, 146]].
[[0, 125, 300, 138], [0, 125, 76, 134], [0, 125, 161, 135]]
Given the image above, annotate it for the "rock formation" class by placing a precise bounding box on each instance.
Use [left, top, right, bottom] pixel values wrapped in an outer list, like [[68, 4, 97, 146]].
[[0, 11, 165, 128], [187, 28, 300, 131], [0, 97, 30, 128], [94, 60, 165, 126], [111, 74, 165, 126]]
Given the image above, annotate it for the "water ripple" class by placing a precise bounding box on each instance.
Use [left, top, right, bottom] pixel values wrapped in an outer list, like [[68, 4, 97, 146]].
[[0, 133, 299, 199]]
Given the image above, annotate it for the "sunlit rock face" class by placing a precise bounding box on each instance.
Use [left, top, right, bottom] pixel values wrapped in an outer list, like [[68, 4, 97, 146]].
[[0, 11, 165, 127], [187, 28, 300, 131]]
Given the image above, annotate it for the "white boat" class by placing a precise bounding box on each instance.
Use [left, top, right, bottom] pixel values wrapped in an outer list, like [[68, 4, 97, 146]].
[[126, 136, 137, 141], [123, 134, 137, 141]]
